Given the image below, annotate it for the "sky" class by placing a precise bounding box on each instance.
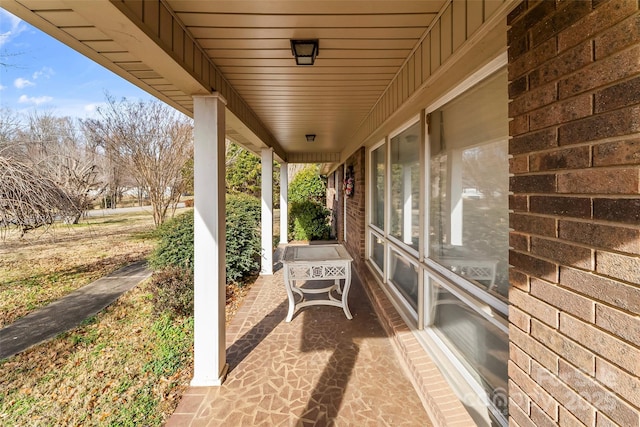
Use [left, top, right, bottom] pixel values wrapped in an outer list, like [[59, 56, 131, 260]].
[[0, 8, 153, 120]]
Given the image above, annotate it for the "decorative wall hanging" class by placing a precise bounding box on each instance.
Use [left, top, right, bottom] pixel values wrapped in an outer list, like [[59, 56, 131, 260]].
[[343, 165, 355, 198]]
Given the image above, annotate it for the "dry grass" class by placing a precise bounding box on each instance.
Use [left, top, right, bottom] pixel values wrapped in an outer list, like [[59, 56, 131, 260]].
[[0, 210, 169, 327], [0, 208, 254, 425]]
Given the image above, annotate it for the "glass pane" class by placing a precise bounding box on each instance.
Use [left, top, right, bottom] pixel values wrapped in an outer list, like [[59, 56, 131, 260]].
[[370, 232, 385, 272], [390, 122, 420, 250], [389, 250, 418, 310], [371, 145, 386, 229], [429, 281, 508, 418], [428, 70, 509, 300]]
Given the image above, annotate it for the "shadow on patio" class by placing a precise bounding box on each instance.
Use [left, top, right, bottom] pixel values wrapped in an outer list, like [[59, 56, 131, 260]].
[[166, 253, 434, 426]]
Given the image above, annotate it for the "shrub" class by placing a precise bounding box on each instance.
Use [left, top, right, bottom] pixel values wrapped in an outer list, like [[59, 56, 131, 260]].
[[148, 193, 261, 284], [289, 165, 326, 204], [225, 193, 261, 283], [148, 266, 194, 317], [148, 212, 194, 271], [288, 165, 330, 241], [289, 200, 331, 241]]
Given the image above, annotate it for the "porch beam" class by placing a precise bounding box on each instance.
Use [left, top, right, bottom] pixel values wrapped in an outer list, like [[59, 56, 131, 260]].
[[261, 148, 274, 275], [191, 94, 228, 386]]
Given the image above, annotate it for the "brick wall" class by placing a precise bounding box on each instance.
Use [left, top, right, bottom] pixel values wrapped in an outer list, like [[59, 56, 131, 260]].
[[507, 1, 640, 426], [339, 148, 366, 273]]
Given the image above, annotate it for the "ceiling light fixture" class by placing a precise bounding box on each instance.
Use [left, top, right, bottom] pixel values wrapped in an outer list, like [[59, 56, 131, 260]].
[[305, 134, 316, 142], [291, 39, 319, 66]]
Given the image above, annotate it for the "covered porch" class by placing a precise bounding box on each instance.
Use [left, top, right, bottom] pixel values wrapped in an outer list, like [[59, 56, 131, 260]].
[[166, 257, 445, 426]]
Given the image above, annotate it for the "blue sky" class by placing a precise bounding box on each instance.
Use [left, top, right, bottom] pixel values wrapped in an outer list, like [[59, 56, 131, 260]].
[[0, 8, 153, 119]]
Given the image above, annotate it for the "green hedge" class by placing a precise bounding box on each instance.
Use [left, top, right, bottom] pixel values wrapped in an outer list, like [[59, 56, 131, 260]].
[[149, 193, 261, 286], [288, 165, 330, 241]]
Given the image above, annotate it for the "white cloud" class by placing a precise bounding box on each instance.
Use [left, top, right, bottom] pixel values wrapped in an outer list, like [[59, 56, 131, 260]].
[[14, 77, 35, 89], [18, 94, 53, 105], [0, 84, 6, 91], [32, 67, 54, 80], [83, 102, 106, 113], [0, 9, 26, 48]]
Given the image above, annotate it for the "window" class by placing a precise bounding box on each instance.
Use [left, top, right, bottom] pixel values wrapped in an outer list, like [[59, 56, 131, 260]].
[[390, 122, 420, 251], [428, 70, 509, 300], [371, 144, 386, 231]]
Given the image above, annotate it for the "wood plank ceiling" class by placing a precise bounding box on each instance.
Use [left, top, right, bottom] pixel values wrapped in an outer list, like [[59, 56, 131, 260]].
[[3, 0, 447, 158]]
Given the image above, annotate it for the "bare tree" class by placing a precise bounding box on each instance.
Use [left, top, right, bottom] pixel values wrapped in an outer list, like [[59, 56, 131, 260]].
[[21, 112, 105, 223], [85, 96, 193, 226]]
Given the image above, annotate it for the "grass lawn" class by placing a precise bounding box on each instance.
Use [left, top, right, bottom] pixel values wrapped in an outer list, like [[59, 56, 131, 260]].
[[0, 208, 251, 425]]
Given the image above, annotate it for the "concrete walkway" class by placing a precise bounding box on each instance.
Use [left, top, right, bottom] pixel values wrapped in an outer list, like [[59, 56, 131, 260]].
[[0, 260, 151, 360]]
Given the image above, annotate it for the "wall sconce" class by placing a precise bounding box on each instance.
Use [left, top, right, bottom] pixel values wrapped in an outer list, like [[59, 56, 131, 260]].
[[305, 134, 316, 142], [291, 39, 319, 65]]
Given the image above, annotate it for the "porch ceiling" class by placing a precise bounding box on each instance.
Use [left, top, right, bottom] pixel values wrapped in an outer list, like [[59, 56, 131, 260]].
[[2, 0, 447, 162]]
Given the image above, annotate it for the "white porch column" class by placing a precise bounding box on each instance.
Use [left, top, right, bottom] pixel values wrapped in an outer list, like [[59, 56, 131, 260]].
[[261, 148, 274, 275], [279, 162, 288, 245], [403, 165, 413, 245], [448, 149, 463, 246], [191, 94, 227, 386]]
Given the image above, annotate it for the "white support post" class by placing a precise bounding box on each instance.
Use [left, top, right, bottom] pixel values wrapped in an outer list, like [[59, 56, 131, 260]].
[[191, 94, 228, 386], [449, 149, 463, 246], [261, 148, 274, 275], [279, 162, 288, 245], [403, 165, 413, 245]]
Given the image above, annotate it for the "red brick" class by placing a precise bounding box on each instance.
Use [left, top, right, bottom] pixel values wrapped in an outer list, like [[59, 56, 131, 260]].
[[532, 0, 593, 47], [510, 82, 557, 116], [510, 155, 529, 174], [510, 398, 537, 427], [594, 13, 640, 59], [596, 250, 640, 284], [558, 0, 639, 51], [559, 406, 590, 427], [529, 40, 593, 89], [511, 288, 559, 328], [594, 198, 640, 225], [530, 403, 557, 427], [510, 174, 557, 193], [511, 250, 559, 283], [510, 269, 530, 292], [507, 1, 528, 26], [531, 237, 592, 269], [559, 359, 640, 426], [510, 232, 529, 252], [593, 138, 640, 166], [559, 44, 640, 99], [560, 267, 640, 314], [558, 220, 640, 254], [594, 76, 640, 113], [529, 146, 590, 172], [510, 113, 530, 136], [509, 378, 532, 414], [596, 304, 640, 347], [529, 94, 592, 131], [511, 213, 557, 238], [529, 196, 591, 219], [530, 319, 594, 374], [509, 74, 529, 98], [511, 305, 532, 333], [510, 341, 532, 372], [509, 360, 558, 417], [531, 278, 595, 322], [509, 1, 558, 46], [509, 194, 529, 212], [560, 313, 640, 376], [595, 357, 640, 408], [559, 105, 640, 146], [530, 360, 595, 425], [510, 128, 558, 155], [557, 168, 639, 194], [510, 37, 558, 79]]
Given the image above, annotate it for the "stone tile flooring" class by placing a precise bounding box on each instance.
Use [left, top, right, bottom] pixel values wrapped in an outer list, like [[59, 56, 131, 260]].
[[166, 267, 434, 426]]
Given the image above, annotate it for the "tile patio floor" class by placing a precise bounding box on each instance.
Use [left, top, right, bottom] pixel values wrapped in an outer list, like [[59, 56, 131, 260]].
[[166, 262, 434, 426]]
